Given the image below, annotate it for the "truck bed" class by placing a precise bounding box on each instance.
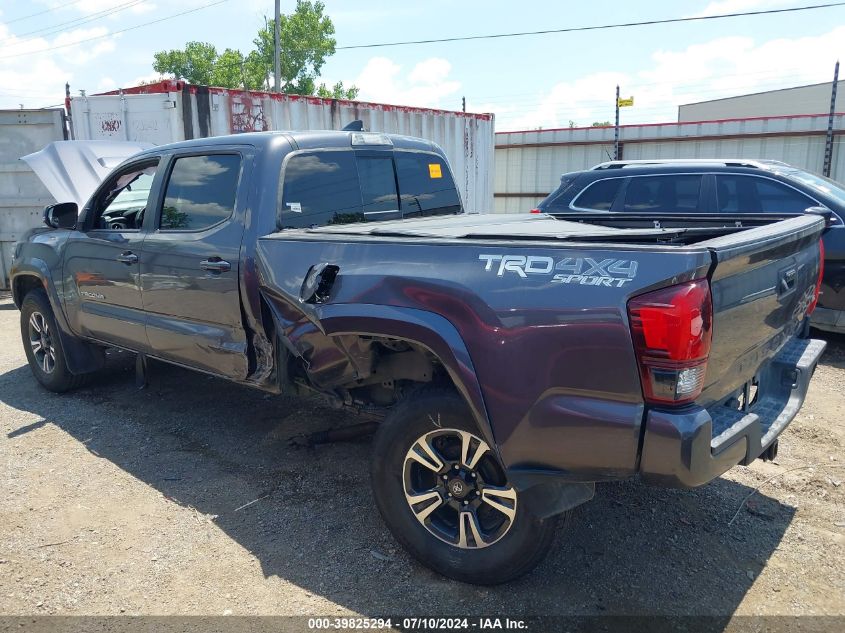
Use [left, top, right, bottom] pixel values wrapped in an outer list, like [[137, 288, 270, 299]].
[[257, 212, 825, 486]]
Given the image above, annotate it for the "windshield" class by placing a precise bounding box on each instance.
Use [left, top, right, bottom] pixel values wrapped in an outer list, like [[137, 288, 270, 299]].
[[776, 168, 845, 207], [107, 167, 155, 213]]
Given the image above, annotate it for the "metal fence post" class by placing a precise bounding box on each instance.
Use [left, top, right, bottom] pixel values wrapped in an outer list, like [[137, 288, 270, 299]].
[[823, 61, 839, 178]]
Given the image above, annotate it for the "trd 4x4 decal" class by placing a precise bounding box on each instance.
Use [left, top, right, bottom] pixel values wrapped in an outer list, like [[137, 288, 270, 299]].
[[478, 254, 638, 287]]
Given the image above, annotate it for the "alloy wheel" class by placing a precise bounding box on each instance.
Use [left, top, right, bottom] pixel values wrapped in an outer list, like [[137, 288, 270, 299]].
[[28, 311, 56, 374], [402, 428, 517, 549]]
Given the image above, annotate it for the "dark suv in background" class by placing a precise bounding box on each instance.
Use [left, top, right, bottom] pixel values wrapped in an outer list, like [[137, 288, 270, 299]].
[[536, 159, 845, 334]]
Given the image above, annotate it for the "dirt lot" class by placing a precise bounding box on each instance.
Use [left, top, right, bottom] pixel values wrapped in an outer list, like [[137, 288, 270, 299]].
[[0, 294, 843, 617]]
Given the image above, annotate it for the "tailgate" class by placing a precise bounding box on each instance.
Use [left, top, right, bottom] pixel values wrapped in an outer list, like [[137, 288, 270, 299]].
[[698, 214, 825, 407]]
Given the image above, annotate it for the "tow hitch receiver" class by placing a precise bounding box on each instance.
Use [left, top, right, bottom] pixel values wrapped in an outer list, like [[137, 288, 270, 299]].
[[759, 440, 779, 462]]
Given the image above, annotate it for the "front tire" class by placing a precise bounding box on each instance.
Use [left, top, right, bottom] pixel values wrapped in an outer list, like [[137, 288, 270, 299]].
[[20, 289, 88, 393], [370, 387, 559, 584]]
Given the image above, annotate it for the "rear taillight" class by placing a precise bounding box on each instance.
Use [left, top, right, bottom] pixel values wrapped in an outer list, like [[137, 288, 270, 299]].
[[628, 279, 713, 406], [807, 240, 824, 315], [529, 208, 542, 214]]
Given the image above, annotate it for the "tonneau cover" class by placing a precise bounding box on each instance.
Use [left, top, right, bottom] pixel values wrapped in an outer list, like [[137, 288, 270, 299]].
[[289, 213, 684, 240]]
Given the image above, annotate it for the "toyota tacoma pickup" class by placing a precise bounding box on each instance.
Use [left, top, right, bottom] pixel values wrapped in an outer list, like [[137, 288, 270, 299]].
[[12, 131, 827, 584]]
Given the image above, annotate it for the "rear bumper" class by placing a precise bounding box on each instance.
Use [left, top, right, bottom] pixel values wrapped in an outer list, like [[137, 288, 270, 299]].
[[639, 337, 826, 488], [810, 306, 845, 334]]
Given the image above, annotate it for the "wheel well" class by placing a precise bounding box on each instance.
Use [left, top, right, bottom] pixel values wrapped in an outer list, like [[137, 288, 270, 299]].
[[13, 275, 44, 308], [295, 335, 458, 409]]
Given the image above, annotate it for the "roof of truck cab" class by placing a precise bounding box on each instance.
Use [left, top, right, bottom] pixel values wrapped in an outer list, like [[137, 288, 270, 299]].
[[136, 130, 440, 154]]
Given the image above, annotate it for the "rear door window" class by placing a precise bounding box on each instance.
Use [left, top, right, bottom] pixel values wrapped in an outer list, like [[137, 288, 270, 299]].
[[160, 154, 241, 231], [395, 151, 462, 216], [280, 151, 362, 228], [622, 175, 703, 213], [572, 178, 624, 211], [716, 175, 816, 213]]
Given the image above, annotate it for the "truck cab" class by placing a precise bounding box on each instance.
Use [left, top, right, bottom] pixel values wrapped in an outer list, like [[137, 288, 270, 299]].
[[16, 131, 460, 382]]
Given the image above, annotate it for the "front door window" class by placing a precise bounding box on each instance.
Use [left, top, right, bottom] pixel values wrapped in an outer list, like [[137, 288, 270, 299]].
[[90, 162, 158, 231]]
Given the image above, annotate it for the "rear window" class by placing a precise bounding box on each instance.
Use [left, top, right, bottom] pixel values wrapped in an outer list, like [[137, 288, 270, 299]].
[[279, 149, 461, 229], [622, 175, 703, 213], [572, 178, 624, 211], [280, 151, 362, 229], [357, 155, 399, 216], [395, 151, 461, 216], [537, 174, 578, 212]]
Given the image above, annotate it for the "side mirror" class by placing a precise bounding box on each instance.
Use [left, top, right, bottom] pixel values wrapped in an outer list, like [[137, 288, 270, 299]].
[[43, 202, 78, 229]]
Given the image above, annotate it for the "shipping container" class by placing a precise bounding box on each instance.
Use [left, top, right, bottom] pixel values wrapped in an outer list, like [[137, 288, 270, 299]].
[[495, 113, 845, 213], [0, 109, 66, 288], [69, 81, 495, 214]]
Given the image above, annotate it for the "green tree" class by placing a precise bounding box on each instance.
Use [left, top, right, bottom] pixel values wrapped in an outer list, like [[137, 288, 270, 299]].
[[161, 206, 189, 229], [153, 41, 218, 85], [317, 81, 359, 100], [151, 0, 357, 97], [591, 121, 612, 127], [210, 48, 246, 89], [253, 1, 336, 95]]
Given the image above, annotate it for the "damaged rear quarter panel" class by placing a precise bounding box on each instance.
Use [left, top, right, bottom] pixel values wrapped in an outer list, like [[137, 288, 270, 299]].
[[255, 234, 712, 480]]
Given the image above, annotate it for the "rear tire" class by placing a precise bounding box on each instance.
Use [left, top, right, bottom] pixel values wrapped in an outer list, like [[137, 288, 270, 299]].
[[20, 289, 88, 393], [370, 386, 559, 585]]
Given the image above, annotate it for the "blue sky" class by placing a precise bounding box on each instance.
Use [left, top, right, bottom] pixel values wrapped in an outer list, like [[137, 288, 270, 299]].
[[1, 0, 844, 130]]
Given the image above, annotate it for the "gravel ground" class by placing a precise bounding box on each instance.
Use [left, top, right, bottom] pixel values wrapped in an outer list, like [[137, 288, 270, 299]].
[[0, 294, 843, 617]]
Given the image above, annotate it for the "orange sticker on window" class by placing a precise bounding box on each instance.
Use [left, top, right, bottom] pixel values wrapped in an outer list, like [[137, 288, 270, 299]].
[[428, 163, 442, 178]]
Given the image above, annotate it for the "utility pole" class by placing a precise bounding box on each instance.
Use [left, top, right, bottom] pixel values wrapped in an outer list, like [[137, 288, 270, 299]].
[[823, 60, 839, 178], [240, 61, 249, 91], [462, 96, 466, 112], [274, 0, 281, 93], [65, 82, 74, 140], [614, 85, 620, 161]]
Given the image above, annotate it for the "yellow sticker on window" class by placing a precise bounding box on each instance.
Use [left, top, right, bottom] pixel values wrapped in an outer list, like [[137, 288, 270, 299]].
[[428, 163, 442, 179]]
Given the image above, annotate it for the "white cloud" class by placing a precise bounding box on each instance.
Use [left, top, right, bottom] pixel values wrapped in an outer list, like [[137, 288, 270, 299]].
[[494, 26, 845, 131], [0, 18, 119, 109], [407, 58, 451, 86], [354, 56, 461, 109], [501, 71, 626, 131], [54, 27, 117, 64], [96, 76, 117, 92]]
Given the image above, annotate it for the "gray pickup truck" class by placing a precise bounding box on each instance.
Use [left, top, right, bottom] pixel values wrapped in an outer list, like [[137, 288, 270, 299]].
[[12, 131, 826, 584]]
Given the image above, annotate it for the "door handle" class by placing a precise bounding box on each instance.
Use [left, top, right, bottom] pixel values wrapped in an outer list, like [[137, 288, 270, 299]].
[[200, 258, 231, 273], [779, 268, 797, 295], [117, 252, 138, 265]]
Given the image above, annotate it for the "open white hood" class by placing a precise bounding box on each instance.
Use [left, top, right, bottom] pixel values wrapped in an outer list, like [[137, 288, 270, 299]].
[[22, 140, 153, 208]]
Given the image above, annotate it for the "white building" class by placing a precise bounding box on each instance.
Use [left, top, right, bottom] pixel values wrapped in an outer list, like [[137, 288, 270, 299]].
[[678, 81, 843, 122]]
